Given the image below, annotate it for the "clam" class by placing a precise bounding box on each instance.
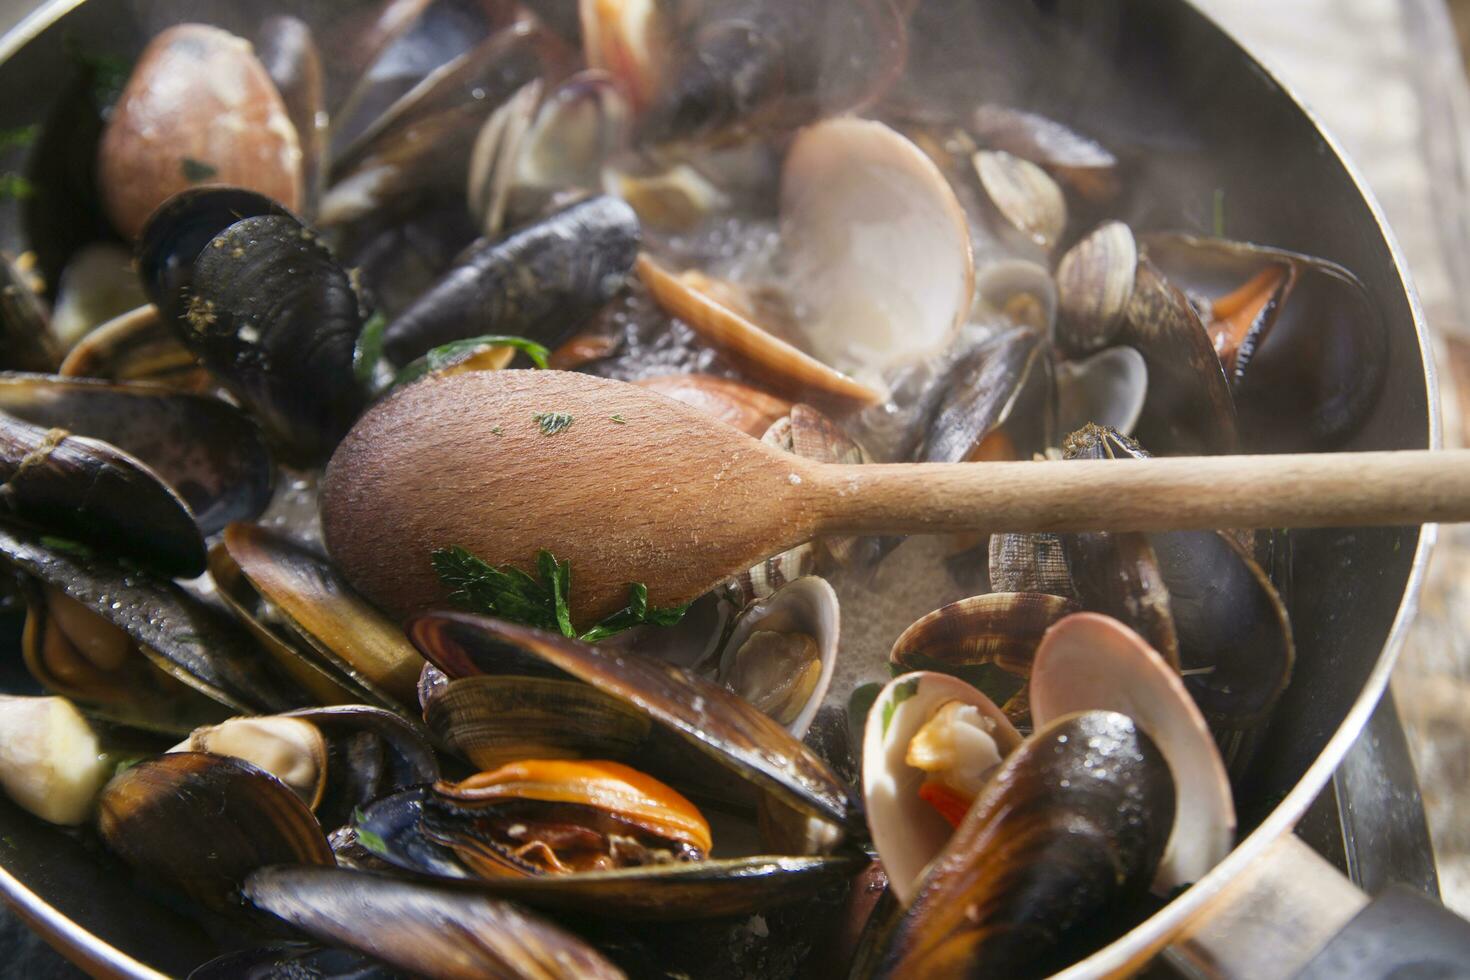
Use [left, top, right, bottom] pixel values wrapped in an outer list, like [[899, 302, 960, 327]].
[[468, 72, 629, 238], [4, 523, 304, 732], [973, 258, 1057, 335], [876, 711, 1173, 977], [97, 753, 332, 909], [0, 410, 205, 577], [1055, 345, 1148, 437], [1031, 612, 1235, 891], [57, 306, 210, 391], [635, 373, 792, 437], [98, 25, 303, 240], [1141, 232, 1387, 449], [1055, 220, 1138, 354], [717, 576, 838, 738], [861, 671, 1022, 905], [636, 255, 883, 410], [970, 104, 1120, 203], [0, 695, 110, 825], [213, 523, 426, 711], [0, 374, 274, 536], [173, 705, 438, 829], [245, 866, 627, 980], [888, 592, 1080, 724], [917, 326, 1053, 463], [381, 195, 640, 365], [973, 150, 1067, 256]]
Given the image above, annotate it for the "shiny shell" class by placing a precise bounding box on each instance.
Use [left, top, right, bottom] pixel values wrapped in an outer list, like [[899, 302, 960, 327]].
[[1055, 345, 1148, 437], [973, 150, 1067, 255], [718, 576, 838, 738], [58, 306, 209, 391], [918, 326, 1053, 463], [97, 753, 332, 909], [1055, 220, 1138, 354], [862, 671, 1022, 906], [1031, 613, 1235, 892], [636, 373, 792, 437], [781, 118, 973, 390], [970, 104, 1119, 202], [877, 711, 1173, 977], [98, 24, 302, 239], [245, 866, 627, 980], [974, 259, 1057, 336]]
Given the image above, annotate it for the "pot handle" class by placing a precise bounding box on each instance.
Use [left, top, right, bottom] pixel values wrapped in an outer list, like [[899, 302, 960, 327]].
[[1165, 833, 1470, 978]]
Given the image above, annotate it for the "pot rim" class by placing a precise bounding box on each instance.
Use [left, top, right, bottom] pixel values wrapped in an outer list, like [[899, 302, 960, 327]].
[[0, 0, 1441, 976]]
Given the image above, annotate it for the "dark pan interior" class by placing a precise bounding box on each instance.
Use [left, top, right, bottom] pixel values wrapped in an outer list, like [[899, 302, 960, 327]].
[[0, 0, 1430, 974]]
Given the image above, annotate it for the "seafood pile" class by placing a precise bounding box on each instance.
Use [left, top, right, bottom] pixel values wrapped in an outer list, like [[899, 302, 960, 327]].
[[0, 0, 1384, 977]]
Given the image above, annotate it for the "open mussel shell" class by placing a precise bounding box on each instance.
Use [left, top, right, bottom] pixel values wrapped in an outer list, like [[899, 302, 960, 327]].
[[862, 672, 1022, 907], [1056, 345, 1147, 437], [0, 519, 298, 710], [889, 592, 1079, 720], [1062, 527, 1181, 672], [178, 706, 437, 830], [97, 753, 333, 910], [98, 24, 303, 241], [257, 16, 327, 220], [1150, 529, 1296, 737], [0, 374, 274, 536], [381, 194, 640, 365], [918, 326, 1053, 463], [1032, 613, 1235, 892], [1140, 232, 1387, 449], [218, 523, 425, 711], [717, 576, 837, 739], [635, 373, 792, 437], [636, 254, 884, 411], [409, 613, 852, 828], [245, 866, 626, 980], [969, 104, 1120, 203], [424, 674, 651, 770], [1117, 256, 1238, 455], [58, 306, 211, 391], [0, 411, 206, 578], [877, 711, 1173, 978], [350, 785, 861, 920]]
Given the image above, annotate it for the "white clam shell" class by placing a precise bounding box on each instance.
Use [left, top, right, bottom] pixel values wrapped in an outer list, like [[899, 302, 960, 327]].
[[861, 671, 1021, 906], [719, 576, 838, 739], [1056, 345, 1148, 436], [1030, 611, 1236, 893]]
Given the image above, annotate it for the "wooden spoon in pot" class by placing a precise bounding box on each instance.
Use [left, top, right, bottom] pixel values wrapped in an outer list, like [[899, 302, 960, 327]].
[[322, 370, 1470, 627]]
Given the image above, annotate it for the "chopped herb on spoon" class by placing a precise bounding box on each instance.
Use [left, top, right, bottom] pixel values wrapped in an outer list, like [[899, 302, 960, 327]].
[[431, 546, 689, 642], [181, 157, 217, 182], [610, 414, 627, 424], [534, 411, 574, 436]]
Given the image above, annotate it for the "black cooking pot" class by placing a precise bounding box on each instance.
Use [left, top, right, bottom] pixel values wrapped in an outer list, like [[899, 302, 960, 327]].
[[0, 0, 1459, 977]]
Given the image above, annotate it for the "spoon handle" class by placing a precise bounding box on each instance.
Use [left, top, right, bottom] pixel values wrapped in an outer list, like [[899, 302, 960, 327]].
[[809, 449, 1470, 534]]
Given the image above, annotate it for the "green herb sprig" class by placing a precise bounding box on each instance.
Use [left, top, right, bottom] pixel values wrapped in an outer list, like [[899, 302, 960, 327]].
[[533, 411, 574, 436], [431, 546, 689, 643]]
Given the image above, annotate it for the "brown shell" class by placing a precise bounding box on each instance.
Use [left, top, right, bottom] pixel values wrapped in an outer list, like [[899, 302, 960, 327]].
[[878, 711, 1173, 977], [636, 373, 793, 437], [97, 753, 331, 909]]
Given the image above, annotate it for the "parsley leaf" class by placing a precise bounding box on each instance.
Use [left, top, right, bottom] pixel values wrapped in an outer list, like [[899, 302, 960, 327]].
[[392, 335, 551, 390], [431, 545, 689, 642], [353, 311, 388, 387], [533, 411, 574, 436]]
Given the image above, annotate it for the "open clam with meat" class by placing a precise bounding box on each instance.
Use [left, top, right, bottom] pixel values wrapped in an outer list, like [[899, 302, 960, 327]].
[[0, 0, 1424, 977]]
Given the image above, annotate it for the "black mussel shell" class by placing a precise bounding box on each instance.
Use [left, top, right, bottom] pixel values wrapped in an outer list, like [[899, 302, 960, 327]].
[[285, 705, 439, 831], [189, 943, 407, 980], [137, 187, 290, 313], [380, 194, 640, 365], [917, 326, 1053, 463]]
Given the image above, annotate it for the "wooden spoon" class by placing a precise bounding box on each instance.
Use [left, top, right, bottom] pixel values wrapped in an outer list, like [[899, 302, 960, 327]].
[[322, 370, 1470, 627]]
